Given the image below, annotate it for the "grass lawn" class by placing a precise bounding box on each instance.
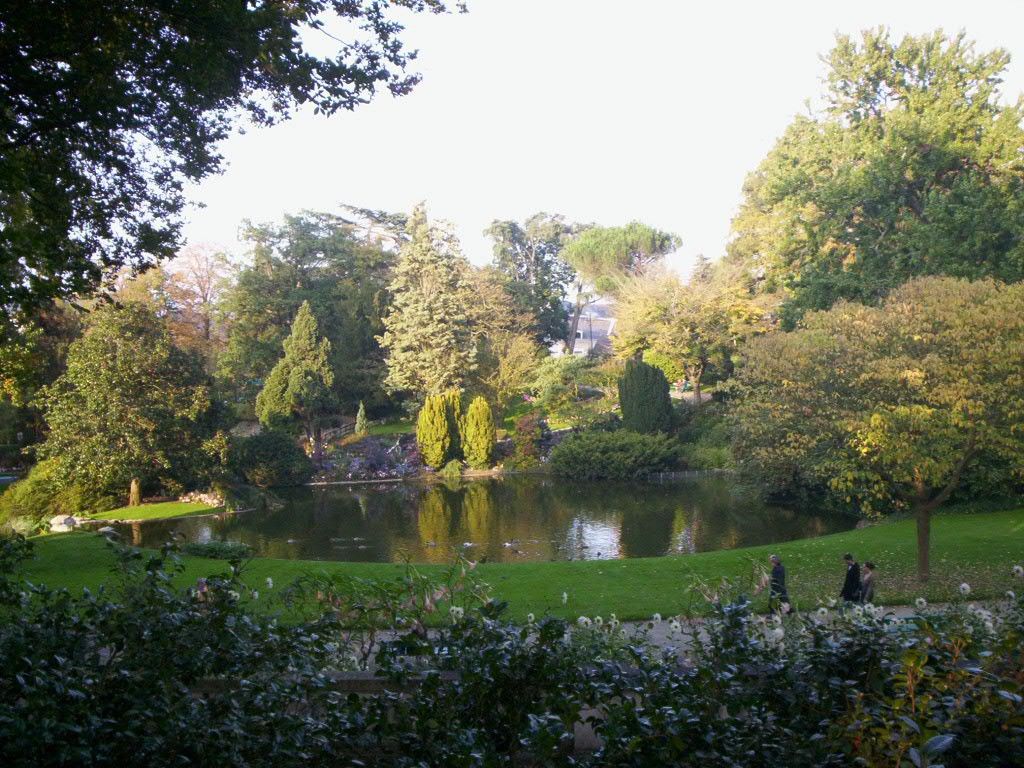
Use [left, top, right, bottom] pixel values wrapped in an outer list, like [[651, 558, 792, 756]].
[[22, 507, 1024, 622], [367, 420, 414, 437], [89, 501, 218, 521]]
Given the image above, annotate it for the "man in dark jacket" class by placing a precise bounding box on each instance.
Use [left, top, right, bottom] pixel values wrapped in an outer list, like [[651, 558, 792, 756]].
[[840, 553, 861, 603], [769, 554, 789, 613]]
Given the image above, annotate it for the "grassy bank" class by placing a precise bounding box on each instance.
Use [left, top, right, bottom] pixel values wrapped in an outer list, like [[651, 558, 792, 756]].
[[22, 507, 1024, 621], [88, 501, 217, 521]]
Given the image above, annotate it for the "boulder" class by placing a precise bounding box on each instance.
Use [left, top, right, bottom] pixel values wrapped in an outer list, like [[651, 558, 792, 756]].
[[48, 515, 80, 533]]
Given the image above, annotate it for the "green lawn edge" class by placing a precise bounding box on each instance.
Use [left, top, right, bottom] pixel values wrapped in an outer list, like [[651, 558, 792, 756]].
[[88, 501, 219, 521], [22, 507, 1024, 622]]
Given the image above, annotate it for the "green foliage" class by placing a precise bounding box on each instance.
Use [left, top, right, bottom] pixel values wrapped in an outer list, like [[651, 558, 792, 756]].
[[732, 277, 1024, 579], [463, 396, 496, 469], [641, 349, 686, 384], [379, 205, 476, 398], [678, 403, 734, 469], [182, 540, 253, 560], [729, 29, 1024, 325], [617, 359, 673, 434], [442, 389, 465, 461], [0, 1, 461, 320], [560, 222, 680, 293], [228, 431, 312, 489], [530, 355, 595, 426], [0, 460, 117, 530], [255, 301, 334, 462], [506, 412, 546, 469], [549, 430, 679, 480], [440, 459, 463, 480], [35, 302, 212, 503], [355, 401, 369, 436], [416, 394, 451, 470]]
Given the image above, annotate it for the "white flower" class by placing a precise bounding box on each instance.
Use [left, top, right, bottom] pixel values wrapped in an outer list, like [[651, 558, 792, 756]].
[[526, 612, 536, 624], [577, 616, 592, 627], [915, 597, 927, 610], [817, 607, 829, 618], [669, 619, 682, 632], [562, 592, 568, 605], [265, 577, 274, 589], [959, 583, 971, 596], [609, 613, 617, 623], [227, 590, 240, 601], [1006, 591, 1016, 601], [609, 618, 620, 630], [1013, 565, 1024, 579], [852, 605, 864, 617], [770, 627, 785, 642], [652, 613, 662, 623], [449, 606, 464, 622], [594, 616, 603, 627]]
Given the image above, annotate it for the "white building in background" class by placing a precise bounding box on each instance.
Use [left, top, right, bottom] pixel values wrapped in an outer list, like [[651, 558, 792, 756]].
[[549, 301, 616, 357]]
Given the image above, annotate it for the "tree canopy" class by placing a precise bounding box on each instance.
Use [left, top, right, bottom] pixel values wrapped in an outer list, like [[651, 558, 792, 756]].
[[0, 0, 462, 319], [731, 277, 1024, 580], [728, 29, 1024, 325]]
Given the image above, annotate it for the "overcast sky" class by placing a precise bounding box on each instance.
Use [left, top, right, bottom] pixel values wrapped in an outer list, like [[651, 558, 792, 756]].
[[180, 0, 1024, 276]]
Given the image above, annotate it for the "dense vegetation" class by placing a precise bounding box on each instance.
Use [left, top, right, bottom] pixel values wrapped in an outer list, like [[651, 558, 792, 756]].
[[550, 431, 679, 480]]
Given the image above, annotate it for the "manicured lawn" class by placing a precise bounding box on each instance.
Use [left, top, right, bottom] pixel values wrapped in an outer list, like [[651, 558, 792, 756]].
[[22, 508, 1024, 622], [367, 420, 414, 436], [89, 501, 217, 521]]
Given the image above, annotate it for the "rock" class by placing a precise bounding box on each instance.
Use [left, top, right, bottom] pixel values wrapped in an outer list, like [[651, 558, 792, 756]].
[[855, 518, 874, 529], [49, 515, 80, 533], [97, 526, 118, 535]]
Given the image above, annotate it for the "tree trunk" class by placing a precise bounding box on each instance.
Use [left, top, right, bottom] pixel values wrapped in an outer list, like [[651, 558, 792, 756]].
[[129, 477, 141, 507], [915, 503, 931, 582], [685, 365, 704, 408], [566, 292, 584, 354]]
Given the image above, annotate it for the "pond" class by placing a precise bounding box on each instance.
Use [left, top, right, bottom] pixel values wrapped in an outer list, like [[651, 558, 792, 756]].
[[117, 475, 856, 564]]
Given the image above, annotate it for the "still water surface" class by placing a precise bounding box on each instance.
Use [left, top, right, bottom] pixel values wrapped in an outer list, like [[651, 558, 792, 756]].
[[120, 476, 854, 564]]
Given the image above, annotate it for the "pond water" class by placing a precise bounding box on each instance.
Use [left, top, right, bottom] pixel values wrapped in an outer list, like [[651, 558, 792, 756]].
[[117, 475, 855, 564]]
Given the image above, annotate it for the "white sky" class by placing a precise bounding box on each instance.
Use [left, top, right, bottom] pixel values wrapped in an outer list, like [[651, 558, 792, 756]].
[[181, 0, 1024, 277]]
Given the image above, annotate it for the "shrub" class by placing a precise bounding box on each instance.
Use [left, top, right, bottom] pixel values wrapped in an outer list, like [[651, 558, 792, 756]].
[[549, 430, 679, 480], [440, 459, 463, 480], [0, 459, 117, 529], [355, 401, 369, 436], [416, 394, 451, 469], [442, 389, 465, 461], [507, 412, 546, 469], [463, 396, 496, 469], [228, 431, 312, 488], [678, 402, 734, 469], [617, 359, 673, 434]]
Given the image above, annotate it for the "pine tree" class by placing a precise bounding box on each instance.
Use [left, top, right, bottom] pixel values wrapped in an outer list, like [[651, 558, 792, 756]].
[[355, 400, 369, 436], [416, 394, 450, 469], [378, 204, 476, 398], [255, 301, 335, 465], [442, 389, 465, 462], [463, 396, 496, 469], [618, 359, 673, 434]]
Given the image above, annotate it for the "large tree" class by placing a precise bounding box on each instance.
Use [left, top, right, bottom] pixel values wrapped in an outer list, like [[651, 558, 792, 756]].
[[0, 0, 462, 320], [559, 223, 680, 352], [35, 302, 212, 503], [255, 301, 335, 466], [378, 205, 476, 398], [729, 29, 1024, 325], [731, 277, 1024, 581], [484, 213, 578, 344]]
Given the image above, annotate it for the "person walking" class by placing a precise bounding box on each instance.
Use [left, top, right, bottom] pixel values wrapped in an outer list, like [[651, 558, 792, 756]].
[[768, 554, 789, 614], [840, 553, 861, 603], [860, 561, 876, 604]]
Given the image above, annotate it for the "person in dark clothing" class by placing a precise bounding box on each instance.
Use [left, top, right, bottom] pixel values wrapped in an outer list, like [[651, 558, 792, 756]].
[[860, 561, 876, 604], [840, 553, 861, 603], [769, 554, 789, 613]]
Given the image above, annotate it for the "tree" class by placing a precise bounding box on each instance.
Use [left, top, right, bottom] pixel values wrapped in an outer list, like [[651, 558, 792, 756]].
[[219, 212, 393, 412], [379, 205, 476, 398], [355, 401, 369, 437], [618, 359, 673, 434], [484, 213, 578, 344], [255, 302, 335, 466], [728, 29, 1024, 325], [0, 0, 463, 320], [416, 394, 451, 470], [559, 223, 680, 352], [35, 303, 211, 502], [731, 277, 1024, 581], [442, 389, 465, 462], [463, 396, 496, 469]]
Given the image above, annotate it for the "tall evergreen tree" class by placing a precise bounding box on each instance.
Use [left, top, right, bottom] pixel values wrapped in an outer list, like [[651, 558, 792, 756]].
[[618, 359, 673, 434], [416, 394, 451, 470], [355, 401, 369, 437], [255, 301, 334, 466], [463, 396, 496, 469], [379, 205, 476, 398]]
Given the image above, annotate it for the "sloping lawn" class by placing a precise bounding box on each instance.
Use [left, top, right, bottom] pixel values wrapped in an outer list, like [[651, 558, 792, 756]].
[[89, 501, 218, 521], [21, 507, 1024, 622]]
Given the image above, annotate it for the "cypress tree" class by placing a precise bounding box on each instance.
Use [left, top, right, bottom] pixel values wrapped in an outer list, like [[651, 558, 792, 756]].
[[618, 359, 673, 434], [355, 400, 369, 436], [442, 389, 465, 462], [463, 396, 496, 469], [416, 394, 450, 469]]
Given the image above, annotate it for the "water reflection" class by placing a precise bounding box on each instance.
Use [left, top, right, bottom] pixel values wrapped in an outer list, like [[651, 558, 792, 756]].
[[120, 476, 854, 563]]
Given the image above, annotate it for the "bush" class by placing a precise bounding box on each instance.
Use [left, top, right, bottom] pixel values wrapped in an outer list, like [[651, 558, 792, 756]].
[[678, 402, 734, 469], [442, 389, 464, 461], [439, 459, 463, 480], [617, 358, 673, 434], [228, 431, 312, 488], [416, 394, 451, 469], [506, 412, 546, 469], [549, 430, 679, 480], [0, 459, 117, 529], [355, 401, 369, 436], [463, 396, 496, 469]]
